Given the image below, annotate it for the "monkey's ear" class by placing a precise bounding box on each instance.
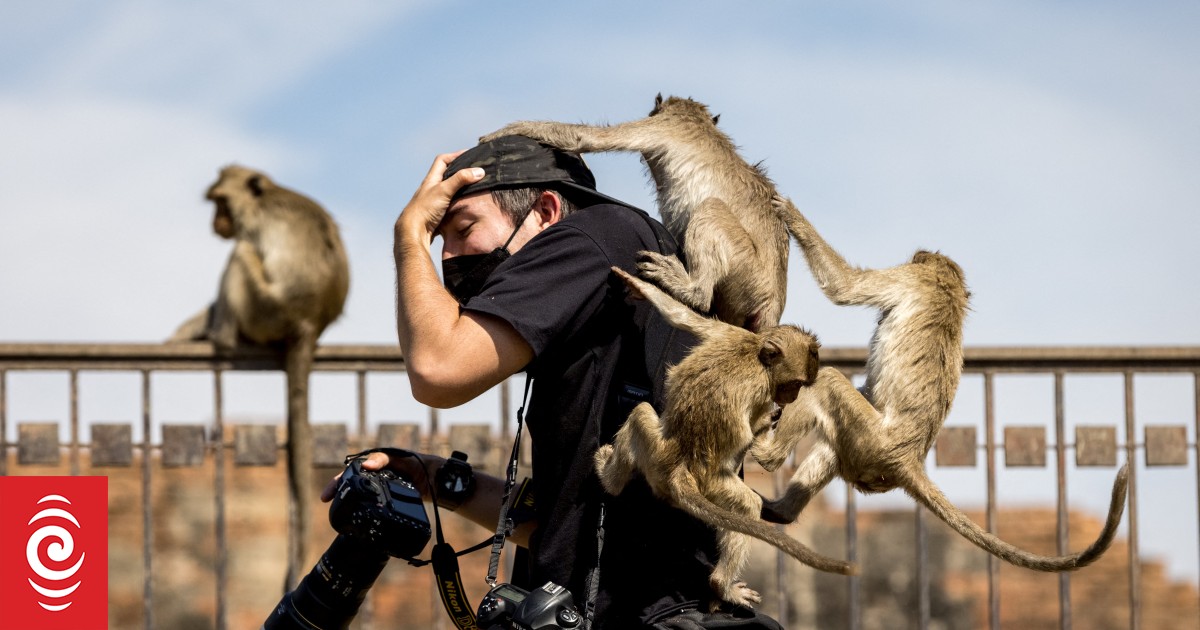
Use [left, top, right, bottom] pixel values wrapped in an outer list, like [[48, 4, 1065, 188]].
[[712, 114, 720, 125], [759, 339, 783, 366], [247, 175, 265, 197]]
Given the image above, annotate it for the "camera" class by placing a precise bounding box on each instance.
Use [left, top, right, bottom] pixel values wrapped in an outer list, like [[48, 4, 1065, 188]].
[[477, 581, 581, 630], [328, 456, 431, 558], [263, 455, 432, 630]]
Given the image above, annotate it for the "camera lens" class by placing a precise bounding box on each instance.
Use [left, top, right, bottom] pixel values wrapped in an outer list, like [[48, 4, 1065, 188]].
[[263, 535, 389, 630]]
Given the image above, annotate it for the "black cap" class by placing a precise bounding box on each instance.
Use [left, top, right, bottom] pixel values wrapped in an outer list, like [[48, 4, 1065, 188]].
[[443, 135, 632, 209]]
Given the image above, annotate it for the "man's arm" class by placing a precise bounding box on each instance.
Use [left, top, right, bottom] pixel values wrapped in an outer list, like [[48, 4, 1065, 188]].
[[393, 153, 534, 408]]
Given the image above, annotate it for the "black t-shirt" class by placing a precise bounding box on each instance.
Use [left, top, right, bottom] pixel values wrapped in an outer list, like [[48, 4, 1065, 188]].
[[463, 203, 720, 628]]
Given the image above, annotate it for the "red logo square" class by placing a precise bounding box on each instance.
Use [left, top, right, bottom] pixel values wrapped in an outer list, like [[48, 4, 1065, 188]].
[[0, 476, 109, 630]]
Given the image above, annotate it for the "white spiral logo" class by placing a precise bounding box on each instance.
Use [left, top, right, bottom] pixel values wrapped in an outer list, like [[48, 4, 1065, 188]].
[[26, 494, 86, 612]]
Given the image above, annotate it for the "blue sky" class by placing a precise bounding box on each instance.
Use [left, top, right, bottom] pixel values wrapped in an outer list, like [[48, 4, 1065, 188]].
[[2, 1, 1198, 584], [3, 2, 1197, 346]]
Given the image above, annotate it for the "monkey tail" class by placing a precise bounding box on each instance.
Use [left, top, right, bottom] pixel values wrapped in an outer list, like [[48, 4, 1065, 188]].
[[901, 462, 1128, 572], [283, 331, 318, 591], [667, 466, 857, 575]]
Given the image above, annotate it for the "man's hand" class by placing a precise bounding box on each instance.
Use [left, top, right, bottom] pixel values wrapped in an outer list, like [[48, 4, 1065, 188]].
[[320, 450, 446, 503], [319, 447, 537, 547], [395, 151, 484, 246]]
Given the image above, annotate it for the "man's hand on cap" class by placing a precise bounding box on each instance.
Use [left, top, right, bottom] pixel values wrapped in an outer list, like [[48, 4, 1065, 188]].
[[396, 151, 484, 245]]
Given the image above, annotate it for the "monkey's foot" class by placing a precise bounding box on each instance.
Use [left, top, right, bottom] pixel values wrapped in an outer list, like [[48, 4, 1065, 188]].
[[714, 582, 762, 611], [748, 413, 790, 472], [593, 444, 628, 495], [594, 443, 614, 468], [635, 251, 709, 312], [752, 448, 789, 473], [759, 497, 798, 525]]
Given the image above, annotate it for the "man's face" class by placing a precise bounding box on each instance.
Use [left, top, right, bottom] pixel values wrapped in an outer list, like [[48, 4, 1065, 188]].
[[436, 188, 552, 259], [436, 191, 518, 260]]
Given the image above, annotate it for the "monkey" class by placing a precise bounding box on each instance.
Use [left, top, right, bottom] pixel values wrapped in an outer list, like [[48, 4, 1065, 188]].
[[169, 165, 350, 588], [481, 94, 789, 332], [754, 194, 1129, 572], [594, 266, 855, 611]]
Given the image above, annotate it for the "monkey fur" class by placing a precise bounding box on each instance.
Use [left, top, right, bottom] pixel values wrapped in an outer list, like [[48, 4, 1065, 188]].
[[595, 266, 855, 611], [482, 94, 789, 332], [170, 165, 350, 588], [757, 194, 1128, 573]]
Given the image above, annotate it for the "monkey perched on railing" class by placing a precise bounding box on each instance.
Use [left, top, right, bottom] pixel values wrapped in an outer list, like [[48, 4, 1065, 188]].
[[170, 165, 350, 589]]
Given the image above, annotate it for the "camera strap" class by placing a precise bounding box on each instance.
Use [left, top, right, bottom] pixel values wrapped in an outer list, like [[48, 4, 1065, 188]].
[[430, 542, 482, 630], [486, 373, 534, 586], [427, 463, 489, 630], [384, 374, 533, 630]]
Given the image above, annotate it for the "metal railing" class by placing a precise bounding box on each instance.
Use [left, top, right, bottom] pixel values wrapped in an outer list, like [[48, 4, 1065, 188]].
[[1, 343, 1198, 629]]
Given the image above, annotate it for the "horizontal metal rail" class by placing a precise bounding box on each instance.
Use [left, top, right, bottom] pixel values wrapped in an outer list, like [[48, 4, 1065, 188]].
[[0, 342, 408, 372], [2, 342, 1199, 629], [2, 343, 1199, 372]]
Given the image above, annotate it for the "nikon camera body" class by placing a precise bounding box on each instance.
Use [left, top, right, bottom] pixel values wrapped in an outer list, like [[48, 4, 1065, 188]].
[[477, 581, 581, 630]]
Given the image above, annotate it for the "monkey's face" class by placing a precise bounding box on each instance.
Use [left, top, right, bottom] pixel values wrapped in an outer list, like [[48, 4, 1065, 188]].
[[758, 325, 821, 405], [206, 165, 270, 240], [774, 380, 805, 406]]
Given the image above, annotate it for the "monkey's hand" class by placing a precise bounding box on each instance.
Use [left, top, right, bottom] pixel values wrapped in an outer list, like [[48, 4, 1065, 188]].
[[480, 121, 550, 144], [770, 193, 813, 240], [480, 121, 592, 151]]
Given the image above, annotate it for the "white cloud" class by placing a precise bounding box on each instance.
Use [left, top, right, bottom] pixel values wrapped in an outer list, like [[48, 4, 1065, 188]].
[[0, 97, 299, 341], [10, 2, 426, 112]]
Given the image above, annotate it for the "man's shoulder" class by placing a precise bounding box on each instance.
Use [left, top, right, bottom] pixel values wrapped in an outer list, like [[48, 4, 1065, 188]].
[[553, 203, 672, 253], [561, 203, 654, 231]]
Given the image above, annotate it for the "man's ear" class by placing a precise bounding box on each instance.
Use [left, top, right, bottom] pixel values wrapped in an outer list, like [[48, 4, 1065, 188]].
[[532, 190, 563, 230]]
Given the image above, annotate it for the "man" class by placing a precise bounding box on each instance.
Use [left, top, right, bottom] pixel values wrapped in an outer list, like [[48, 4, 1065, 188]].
[[325, 136, 781, 629]]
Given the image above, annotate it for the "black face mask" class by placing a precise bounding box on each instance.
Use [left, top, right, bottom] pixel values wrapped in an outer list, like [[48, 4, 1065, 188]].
[[441, 208, 531, 304]]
